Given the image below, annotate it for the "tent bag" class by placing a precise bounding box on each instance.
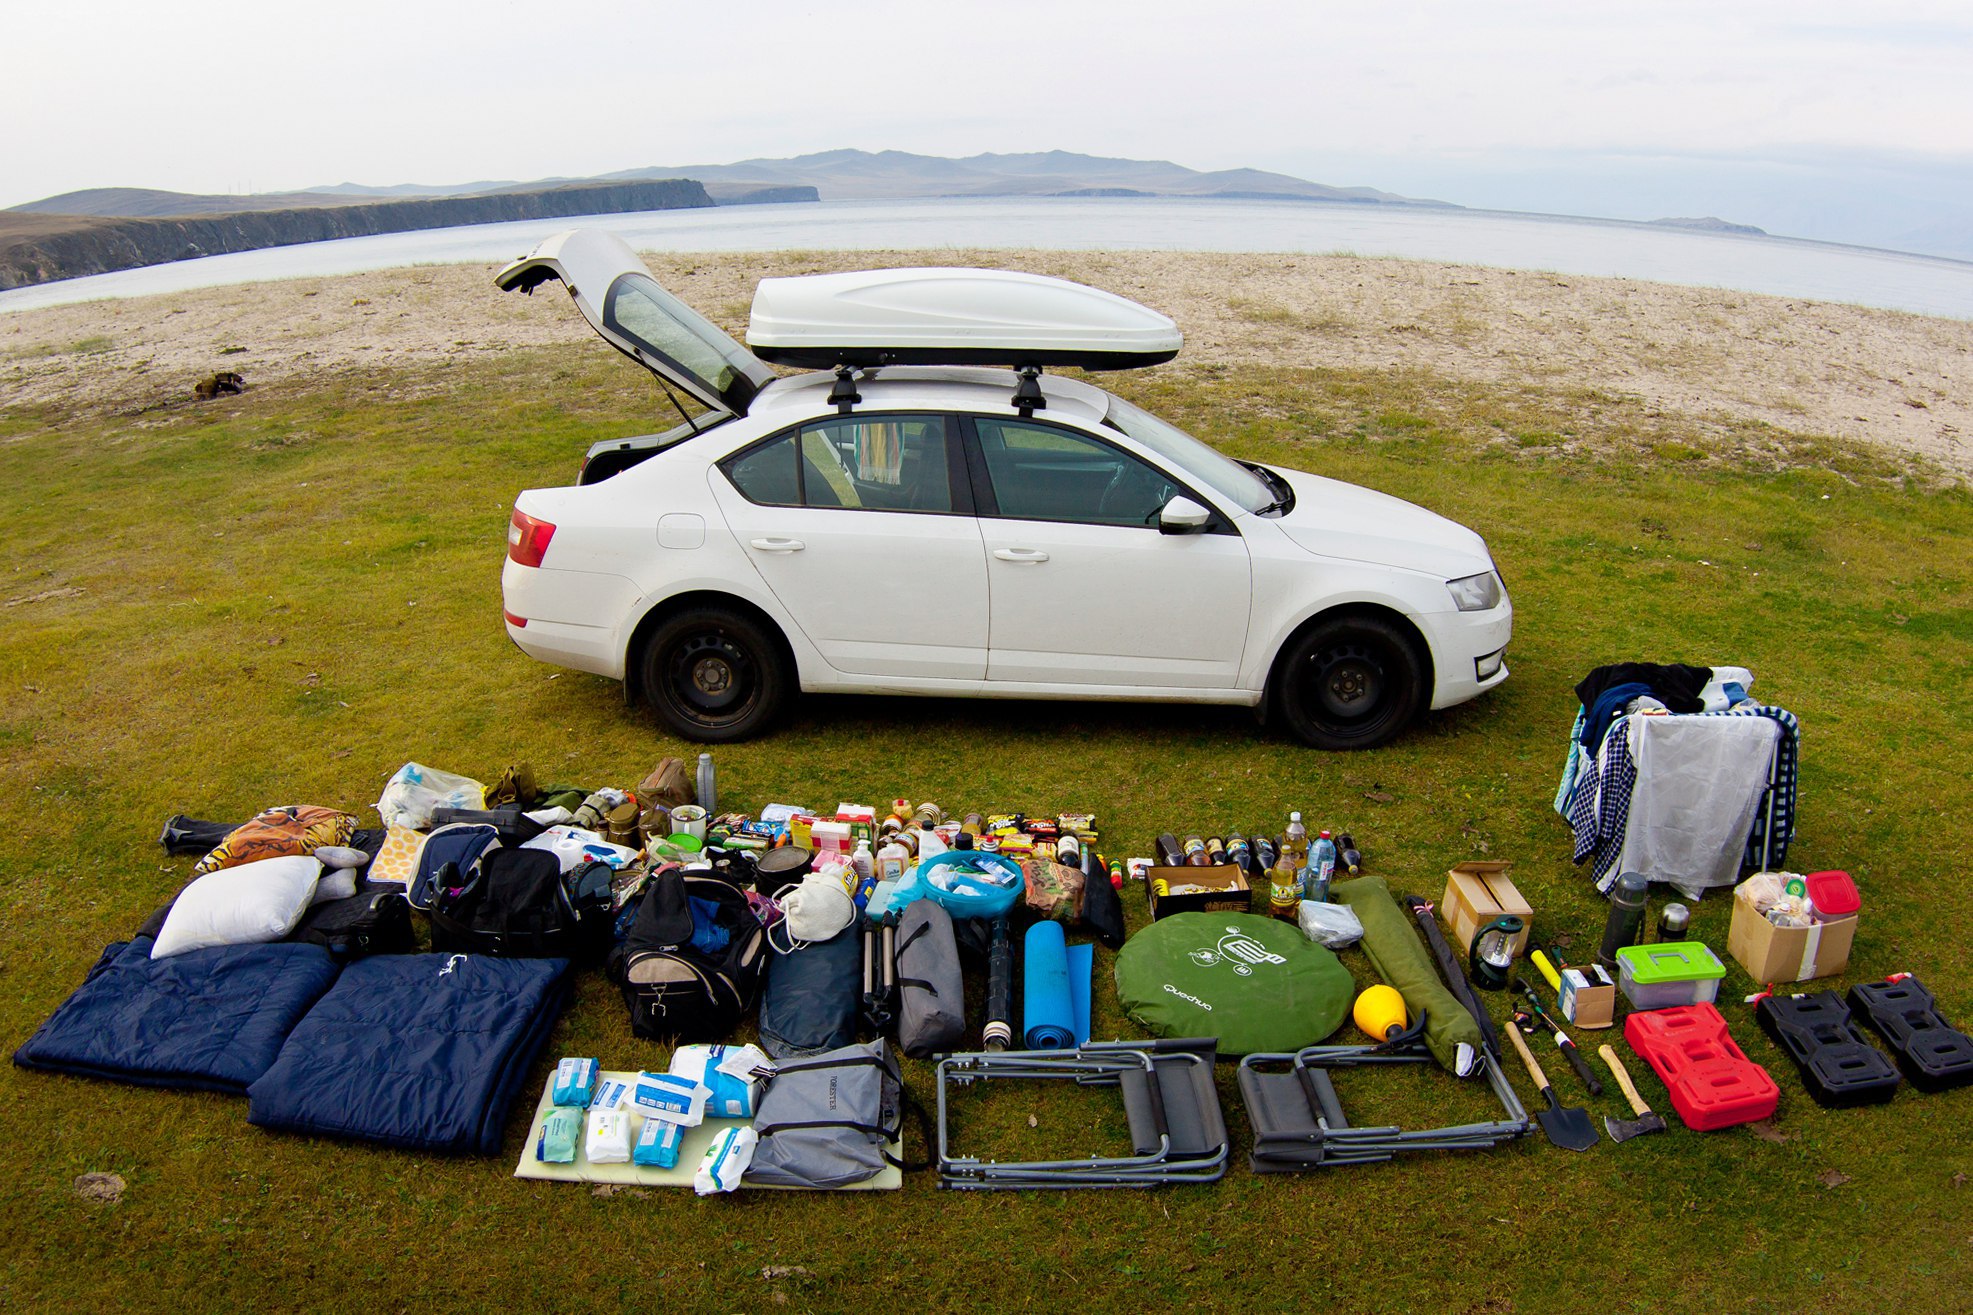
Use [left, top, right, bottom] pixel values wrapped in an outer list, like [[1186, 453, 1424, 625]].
[[607, 872, 765, 1042], [1112, 912, 1353, 1056], [895, 900, 964, 1058], [757, 924, 862, 1060], [744, 1040, 902, 1189]]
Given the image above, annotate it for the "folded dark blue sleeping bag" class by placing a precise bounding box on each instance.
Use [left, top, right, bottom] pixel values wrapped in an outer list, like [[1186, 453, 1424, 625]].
[[247, 952, 572, 1155], [13, 936, 342, 1095]]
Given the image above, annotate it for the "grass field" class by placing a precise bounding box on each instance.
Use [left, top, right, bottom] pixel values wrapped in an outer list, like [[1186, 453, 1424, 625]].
[[2, 335, 1970, 1313]]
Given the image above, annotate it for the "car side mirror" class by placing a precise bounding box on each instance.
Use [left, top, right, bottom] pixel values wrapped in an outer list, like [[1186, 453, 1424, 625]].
[[1158, 495, 1212, 535]]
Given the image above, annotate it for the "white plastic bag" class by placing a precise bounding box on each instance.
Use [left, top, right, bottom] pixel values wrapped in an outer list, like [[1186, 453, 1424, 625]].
[[375, 762, 486, 831], [1297, 899, 1365, 949]]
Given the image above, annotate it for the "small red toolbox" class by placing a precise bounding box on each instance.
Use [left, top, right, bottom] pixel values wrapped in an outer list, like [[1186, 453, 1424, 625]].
[[1624, 1003, 1780, 1130]]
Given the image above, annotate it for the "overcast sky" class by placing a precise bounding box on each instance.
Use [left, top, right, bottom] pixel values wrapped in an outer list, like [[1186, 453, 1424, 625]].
[[6, 0, 1970, 250]]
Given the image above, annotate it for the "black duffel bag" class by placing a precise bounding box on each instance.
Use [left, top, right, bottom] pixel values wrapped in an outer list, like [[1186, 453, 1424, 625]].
[[429, 850, 612, 959], [608, 870, 766, 1042], [290, 889, 417, 960]]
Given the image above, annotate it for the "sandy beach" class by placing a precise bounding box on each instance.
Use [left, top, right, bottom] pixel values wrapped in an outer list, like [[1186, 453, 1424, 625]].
[[4, 250, 1969, 478]]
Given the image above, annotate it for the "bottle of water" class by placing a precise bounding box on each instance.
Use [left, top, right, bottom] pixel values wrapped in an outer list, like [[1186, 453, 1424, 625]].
[[1309, 830, 1338, 902]]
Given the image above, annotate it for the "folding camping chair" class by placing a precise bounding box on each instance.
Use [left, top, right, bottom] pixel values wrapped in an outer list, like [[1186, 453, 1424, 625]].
[[1238, 1021, 1530, 1172], [936, 1039, 1229, 1189]]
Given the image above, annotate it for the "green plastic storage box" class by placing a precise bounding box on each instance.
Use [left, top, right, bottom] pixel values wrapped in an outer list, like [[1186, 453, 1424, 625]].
[[1616, 942, 1725, 1011]]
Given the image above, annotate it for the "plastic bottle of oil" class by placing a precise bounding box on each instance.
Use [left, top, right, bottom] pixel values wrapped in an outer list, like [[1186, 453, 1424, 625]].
[[1269, 848, 1301, 922]]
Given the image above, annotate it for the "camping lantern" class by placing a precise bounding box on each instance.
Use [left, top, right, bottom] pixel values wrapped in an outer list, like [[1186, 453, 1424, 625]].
[[1469, 915, 1525, 991]]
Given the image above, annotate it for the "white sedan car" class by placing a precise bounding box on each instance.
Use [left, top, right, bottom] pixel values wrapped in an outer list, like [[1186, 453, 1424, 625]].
[[496, 229, 1510, 748]]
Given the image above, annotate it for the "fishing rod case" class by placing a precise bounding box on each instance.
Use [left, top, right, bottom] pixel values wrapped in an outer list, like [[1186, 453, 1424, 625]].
[[758, 924, 864, 1060], [895, 901, 964, 1058]]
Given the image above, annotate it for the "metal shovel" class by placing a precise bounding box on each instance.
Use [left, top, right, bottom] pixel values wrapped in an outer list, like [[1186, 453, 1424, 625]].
[[1505, 1019, 1599, 1151]]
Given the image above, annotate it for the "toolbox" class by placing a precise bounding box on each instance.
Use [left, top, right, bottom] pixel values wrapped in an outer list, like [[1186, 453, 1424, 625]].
[[1624, 1003, 1779, 1131], [1754, 991, 1901, 1108], [1847, 976, 1973, 1093]]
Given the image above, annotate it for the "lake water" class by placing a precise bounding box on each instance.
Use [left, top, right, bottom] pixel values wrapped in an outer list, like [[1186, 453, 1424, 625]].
[[5, 196, 1972, 320]]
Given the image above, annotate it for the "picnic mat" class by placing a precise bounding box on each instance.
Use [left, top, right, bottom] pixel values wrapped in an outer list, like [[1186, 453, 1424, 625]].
[[512, 1069, 902, 1190]]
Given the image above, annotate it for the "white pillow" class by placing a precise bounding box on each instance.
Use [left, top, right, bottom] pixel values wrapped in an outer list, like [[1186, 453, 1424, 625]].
[[151, 856, 322, 959]]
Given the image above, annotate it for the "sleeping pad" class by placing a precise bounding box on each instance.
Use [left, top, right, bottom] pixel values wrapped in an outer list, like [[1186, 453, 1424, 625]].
[[13, 936, 342, 1095], [247, 952, 573, 1154], [1332, 876, 1484, 1076]]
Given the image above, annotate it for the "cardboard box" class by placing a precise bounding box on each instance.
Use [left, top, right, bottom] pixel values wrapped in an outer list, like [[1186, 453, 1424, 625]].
[[1727, 883, 1856, 982], [1440, 861, 1534, 956], [1557, 963, 1617, 1029], [1146, 865, 1251, 920]]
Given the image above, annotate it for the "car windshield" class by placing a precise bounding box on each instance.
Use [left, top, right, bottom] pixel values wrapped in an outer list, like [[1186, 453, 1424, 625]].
[[1103, 393, 1273, 513]]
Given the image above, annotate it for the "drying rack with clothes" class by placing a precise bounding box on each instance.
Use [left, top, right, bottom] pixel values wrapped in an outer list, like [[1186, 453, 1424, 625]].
[[1554, 664, 1797, 900]]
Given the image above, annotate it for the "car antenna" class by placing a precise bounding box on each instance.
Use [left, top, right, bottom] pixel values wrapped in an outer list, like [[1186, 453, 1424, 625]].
[[1013, 364, 1047, 418], [829, 364, 862, 415]]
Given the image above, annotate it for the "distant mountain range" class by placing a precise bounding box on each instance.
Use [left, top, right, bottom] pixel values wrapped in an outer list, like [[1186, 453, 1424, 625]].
[[17, 148, 1454, 216]]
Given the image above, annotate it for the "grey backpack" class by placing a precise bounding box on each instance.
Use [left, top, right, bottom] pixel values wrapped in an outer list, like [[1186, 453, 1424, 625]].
[[895, 900, 965, 1058], [744, 1040, 904, 1188]]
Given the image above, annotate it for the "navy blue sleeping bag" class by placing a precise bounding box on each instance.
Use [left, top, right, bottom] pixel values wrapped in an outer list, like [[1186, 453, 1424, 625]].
[[247, 952, 572, 1155], [13, 936, 342, 1095]]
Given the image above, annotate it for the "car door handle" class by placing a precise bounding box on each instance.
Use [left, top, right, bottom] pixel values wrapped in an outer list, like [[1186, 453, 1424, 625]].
[[749, 537, 805, 553], [992, 548, 1050, 564]]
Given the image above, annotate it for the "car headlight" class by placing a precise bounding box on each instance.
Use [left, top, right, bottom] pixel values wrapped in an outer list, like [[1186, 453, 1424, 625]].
[[1447, 571, 1503, 612]]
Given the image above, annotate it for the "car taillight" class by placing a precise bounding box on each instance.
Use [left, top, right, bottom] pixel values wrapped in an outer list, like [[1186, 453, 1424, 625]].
[[507, 508, 556, 568]]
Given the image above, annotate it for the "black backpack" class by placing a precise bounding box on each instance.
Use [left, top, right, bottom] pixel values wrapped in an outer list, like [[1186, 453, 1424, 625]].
[[429, 850, 613, 959], [608, 871, 766, 1042]]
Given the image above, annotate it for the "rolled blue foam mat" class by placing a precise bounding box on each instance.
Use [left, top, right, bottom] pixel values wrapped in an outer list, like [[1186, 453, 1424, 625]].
[[1023, 921, 1091, 1049]]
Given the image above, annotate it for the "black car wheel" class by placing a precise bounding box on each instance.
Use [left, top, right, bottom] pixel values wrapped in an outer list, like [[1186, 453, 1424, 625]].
[[1273, 614, 1426, 750], [641, 606, 790, 742]]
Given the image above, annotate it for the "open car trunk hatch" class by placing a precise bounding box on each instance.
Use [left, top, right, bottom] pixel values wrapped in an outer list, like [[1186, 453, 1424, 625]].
[[495, 228, 775, 418]]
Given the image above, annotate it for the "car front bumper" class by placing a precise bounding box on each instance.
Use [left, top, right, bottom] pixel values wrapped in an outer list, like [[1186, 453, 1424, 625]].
[[1420, 599, 1513, 711]]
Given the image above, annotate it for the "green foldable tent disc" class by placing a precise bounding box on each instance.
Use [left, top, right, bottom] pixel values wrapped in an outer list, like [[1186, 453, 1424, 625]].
[[1114, 912, 1353, 1055]]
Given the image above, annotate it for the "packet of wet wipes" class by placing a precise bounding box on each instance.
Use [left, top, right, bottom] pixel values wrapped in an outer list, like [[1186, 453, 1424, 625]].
[[591, 1077, 633, 1112], [693, 1125, 757, 1196], [552, 1057, 599, 1108], [585, 1109, 632, 1164], [629, 1070, 711, 1126], [669, 1043, 771, 1118], [632, 1116, 683, 1169], [535, 1106, 580, 1163]]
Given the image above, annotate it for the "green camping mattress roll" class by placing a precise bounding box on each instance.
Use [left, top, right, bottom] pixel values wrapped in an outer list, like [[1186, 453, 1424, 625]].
[[1113, 913, 1352, 1055]]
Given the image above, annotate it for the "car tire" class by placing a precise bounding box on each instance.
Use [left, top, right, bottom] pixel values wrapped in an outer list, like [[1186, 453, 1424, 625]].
[[640, 606, 790, 743], [1273, 614, 1425, 750]]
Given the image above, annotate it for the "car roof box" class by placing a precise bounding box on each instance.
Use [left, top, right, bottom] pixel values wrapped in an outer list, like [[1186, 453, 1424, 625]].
[[746, 267, 1182, 371]]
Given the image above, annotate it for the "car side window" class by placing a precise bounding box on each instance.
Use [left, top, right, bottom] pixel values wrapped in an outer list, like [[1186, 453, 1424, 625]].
[[723, 433, 801, 506], [973, 418, 1175, 527], [798, 417, 953, 512], [723, 416, 956, 513]]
